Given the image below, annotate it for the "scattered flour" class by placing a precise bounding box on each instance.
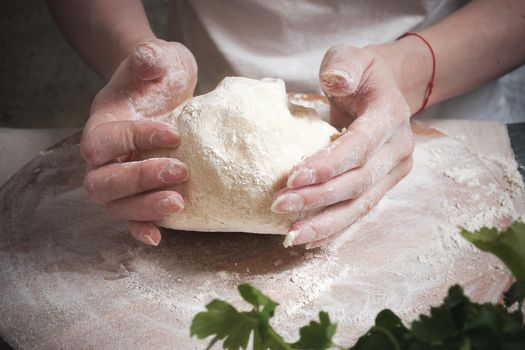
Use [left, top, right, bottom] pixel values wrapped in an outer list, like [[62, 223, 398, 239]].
[[0, 119, 523, 348]]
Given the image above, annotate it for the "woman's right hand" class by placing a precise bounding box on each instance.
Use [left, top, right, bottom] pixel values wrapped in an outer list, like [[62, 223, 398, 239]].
[[80, 39, 197, 246]]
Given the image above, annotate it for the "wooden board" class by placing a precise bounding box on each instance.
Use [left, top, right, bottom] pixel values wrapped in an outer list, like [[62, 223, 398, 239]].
[[0, 121, 524, 349]]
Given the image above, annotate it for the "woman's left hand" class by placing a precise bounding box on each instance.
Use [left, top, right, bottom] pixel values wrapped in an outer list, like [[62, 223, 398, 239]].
[[271, 44, 415, 249]]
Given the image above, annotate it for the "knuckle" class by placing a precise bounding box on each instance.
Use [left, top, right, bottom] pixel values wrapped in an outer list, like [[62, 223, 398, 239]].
[[316, 163, 336, 183], [125, 124, 138, 151], [119, 122, 144, 154], [302, 190, 326, 210], [362, 167, 375, 189], [135, 161, 155, 191], [361, 197, 376, 213], [83, 172, 102, 203], [80, 134, 101, 165]]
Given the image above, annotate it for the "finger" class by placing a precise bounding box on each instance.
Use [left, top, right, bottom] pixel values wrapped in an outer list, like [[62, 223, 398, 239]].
[[287, 103, 401, 188], [128, 221, 162, 246], [283, 156, 413, 248], [130, 41, 169, 81], [319, 45, 366, 131], [289, 80, 410, 189], [106, 190, 184, 222], [80, 120, 180, 166], [86, 40, 198, 131], [126, 40, 198, 116], [84, 158, 188, 203], [272, 124, 413, 213], [293, 45, 410, 190], [305, 230, 345, 250], [319, 44, 371, 97]]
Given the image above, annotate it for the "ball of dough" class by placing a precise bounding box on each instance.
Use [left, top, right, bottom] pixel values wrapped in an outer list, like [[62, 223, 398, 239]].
[[149, 77, 337, 234]]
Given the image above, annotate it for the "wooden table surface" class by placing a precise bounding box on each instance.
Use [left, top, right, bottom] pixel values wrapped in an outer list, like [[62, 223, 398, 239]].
[[0, 120, 524, 349]]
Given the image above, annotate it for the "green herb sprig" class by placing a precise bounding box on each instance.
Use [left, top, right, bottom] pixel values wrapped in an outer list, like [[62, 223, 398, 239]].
[[191, 221, 525, 350]]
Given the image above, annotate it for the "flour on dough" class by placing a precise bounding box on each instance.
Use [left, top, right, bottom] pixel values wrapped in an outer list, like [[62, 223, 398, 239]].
[[147, 77, 337, 234]]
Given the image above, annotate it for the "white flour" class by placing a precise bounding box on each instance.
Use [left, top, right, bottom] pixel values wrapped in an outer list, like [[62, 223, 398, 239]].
[[0, 122, 522, 349], [118, 133, 520, 344]]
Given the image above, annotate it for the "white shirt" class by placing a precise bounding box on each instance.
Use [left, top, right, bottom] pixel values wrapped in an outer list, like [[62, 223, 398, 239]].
[[168, 0, 519, 123]]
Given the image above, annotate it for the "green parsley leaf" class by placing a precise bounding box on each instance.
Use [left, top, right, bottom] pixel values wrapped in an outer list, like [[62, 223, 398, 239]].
[[190, 221, 525, 350], [291, 311, 337, 350], [238, 284, 278, 323], [408, 284, 525, 350], [462, 301, 525, 350], [460, 221, 525, 281], [411, 285, 469, 345], [190, 299, 257, 350], [351, 310, 410, 350], [191, 284, 292, 350], [252, 326, 293, 350]]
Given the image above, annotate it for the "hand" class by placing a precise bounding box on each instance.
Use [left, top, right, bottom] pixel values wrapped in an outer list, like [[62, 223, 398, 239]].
[[272, 44, 415, 249], [81, 39, 197, 246]]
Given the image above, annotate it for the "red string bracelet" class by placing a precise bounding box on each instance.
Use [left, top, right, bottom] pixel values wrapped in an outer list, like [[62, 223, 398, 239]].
[[397, 32, 436, 115]]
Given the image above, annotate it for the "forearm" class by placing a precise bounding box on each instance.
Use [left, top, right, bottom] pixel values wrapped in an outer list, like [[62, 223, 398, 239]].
[[373, 0, 525, 115], [46, 0, 156, 80]]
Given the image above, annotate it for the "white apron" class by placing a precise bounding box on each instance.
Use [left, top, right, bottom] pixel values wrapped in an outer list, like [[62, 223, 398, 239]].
[[168, 0, 519, 123]]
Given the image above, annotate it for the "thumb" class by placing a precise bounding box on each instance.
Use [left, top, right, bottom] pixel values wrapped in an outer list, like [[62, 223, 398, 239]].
[[130, 40, 197, 88], [123, 39, 198, 116], [319, 44, 370, 97], [130, 41, 168, 81]]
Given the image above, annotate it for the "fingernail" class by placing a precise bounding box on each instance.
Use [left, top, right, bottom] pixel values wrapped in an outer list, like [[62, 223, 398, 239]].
[[132, 42, 158, 68], [141, 233, 159, 246], [284, 226, 317, 247], [156, 195, 184, 215], [283, 230, 298, 248], [287, 167, 316, 188], [271, 193, 304, 213], [160, 162, 188, 183], [131, 42, 165, 80], [320, 69, 356, 96], [151, 128, 179, 147]]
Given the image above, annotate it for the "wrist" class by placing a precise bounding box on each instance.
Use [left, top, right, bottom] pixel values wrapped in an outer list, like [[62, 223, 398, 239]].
[[367, 36, 434, 116]]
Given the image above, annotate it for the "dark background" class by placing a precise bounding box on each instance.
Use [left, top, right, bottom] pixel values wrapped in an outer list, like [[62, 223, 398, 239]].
[[0, 0, 169, 129]]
